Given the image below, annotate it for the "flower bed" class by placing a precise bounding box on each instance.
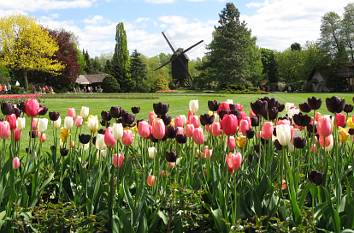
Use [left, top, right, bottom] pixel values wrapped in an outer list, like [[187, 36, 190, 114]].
[[0, 96, 353, 232]]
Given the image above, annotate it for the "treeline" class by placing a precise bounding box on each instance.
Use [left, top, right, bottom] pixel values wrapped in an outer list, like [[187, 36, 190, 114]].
[[0, 2, 353, 93]]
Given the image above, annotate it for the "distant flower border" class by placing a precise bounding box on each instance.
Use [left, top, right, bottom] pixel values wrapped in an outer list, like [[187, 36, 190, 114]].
[[0, 93, 43, 100], [156, 90, 177, 93]]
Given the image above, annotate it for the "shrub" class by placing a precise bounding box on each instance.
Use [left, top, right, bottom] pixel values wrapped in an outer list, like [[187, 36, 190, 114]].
[[102, 75, 120, 93]]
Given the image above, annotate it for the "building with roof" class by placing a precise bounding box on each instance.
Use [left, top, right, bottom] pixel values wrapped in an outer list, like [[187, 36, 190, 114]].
[[76, 74, 107, 86]]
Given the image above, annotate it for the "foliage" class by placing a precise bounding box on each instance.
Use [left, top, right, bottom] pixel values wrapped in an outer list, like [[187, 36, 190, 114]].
[[102, 75, 120, 92], [130, 50, 149, 92], [261, 48, 278, 83], [0, 15, 63, 89]]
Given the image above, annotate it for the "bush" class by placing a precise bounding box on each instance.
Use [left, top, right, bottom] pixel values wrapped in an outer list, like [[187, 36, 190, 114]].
[[102, 75, 120, 93], [153, 77, 169, 92]]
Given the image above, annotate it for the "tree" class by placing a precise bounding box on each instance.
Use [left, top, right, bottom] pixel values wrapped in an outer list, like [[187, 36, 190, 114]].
[[201, 3, 255, 89], [130, 50, 148, 92], [260, 48, 278, 83], [291, 42, 302, 51], [0, 15, 63, 89], [111, 22, 131, 92], [342, 3, 354, 62], [102, 75, 120, 92]]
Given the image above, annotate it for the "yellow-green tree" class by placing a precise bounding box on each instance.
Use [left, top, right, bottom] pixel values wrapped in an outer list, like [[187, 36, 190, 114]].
[[0, 15, 64, 89]]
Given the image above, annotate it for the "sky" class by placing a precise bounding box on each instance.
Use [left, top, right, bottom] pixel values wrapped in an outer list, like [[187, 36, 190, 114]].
[[0, 0, 352, 59]]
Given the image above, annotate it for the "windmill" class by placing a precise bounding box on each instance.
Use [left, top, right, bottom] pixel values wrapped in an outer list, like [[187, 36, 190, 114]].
[[154, 32, 203, 87]]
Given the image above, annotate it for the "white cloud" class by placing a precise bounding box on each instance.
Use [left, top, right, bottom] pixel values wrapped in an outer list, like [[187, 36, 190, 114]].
[[243, 0, 353, 51], [0, 0, 96, 12]]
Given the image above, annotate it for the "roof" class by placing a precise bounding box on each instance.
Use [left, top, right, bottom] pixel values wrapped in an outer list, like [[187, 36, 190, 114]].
[[335, 63, 354, 78], [76, 74, 107, 85]]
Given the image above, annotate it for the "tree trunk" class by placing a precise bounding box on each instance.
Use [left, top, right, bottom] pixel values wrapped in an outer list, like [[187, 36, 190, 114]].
[[23, 70, 28, 91]]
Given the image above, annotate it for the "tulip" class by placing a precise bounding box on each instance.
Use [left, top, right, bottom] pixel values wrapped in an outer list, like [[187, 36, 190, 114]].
[[293, 137, 306, 149], [148, 111, 155, 125], [299, 102, 311, 113], [37, 118, 48, 133], [151, 119, 165, 140], [239, 119, 250, 135], [79, 134, 91, 144], [16, 117, 26, 130], [5, 114, 17, 130], [60, 148, 69, 156], [67, 107, 76, 117], [236, 136, 247, 148], [221, 114, 238, 136], [174, 115, 185, 127], [208, 100, 219, 111], [217, 102, 231, 114], [104, 127, 116, 148], [14, 128, 21, 142], [113, 153, 124, 168], [49, 112, 60, 121], [95, 134, 107, 150], [74, 116, 83, 128], [12, 157, 20, 170], [200, 114, 214, 126], [189, 115, 199, 128], [131, 106, 140, 114], [193, 127, 204, 145], [80, 106, 90, 118], [225, 152, 242, 174], [153, 102, 169, 116], [189, 100, 199, 114], [307, 97, 322, 110], [111, 123, 123, 141], [24, 99, 40, 117], [1, 102, 14, 115], [326, 96, 345, 113], [319, 135, 334, 151], [176, 126, 184, 135], [260, 121, 273, 140], [64, 116, 74, 129], [147, 175, 156, 187], [110, 106, 121, 118], [185, 124, 194, 137], [31, 118, 38, 130], [344, 104, 353, 113], [276, 124, 291, 146], [227, 136, 236, 151], [317, 116, 332, 137], [148, 147, 157, 159], [308, 170, 324, 185], [60, 127, 69, 143], [201, 146, 212, 158], [335, 113, 346, 128], [338, 127, 349, 143], [166, 151, 177, 162], [88, 115, 99, 133], [101, 111, 112, 122], [53, 116, 61, 129], [168, 162, 176, 169], [347, 117, 354, 129], [122, 130, 134, 146], [211, 122, 222, 137], [0, 121, 10, 139], [176, 134, 187, 144], [138, 121, 151, 138], [40, 133, 47, 143]]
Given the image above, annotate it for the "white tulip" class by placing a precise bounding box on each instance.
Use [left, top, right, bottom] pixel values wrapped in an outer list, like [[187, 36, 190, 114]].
[[226, 99, 234, 104], [87, 115, 99, 133], [80, 106, 90, 118], [189, 100, 199, 114], [285, 103, 295, 112], [112, 123, 123, 140], [287, 107, 300, 119], [16, 117, 26, 130], [148, 147, 157, 159], [64, 116, 74, 129], [37, 118, 48, 132], [276, 124, 291, 146], [324, 134, 334, 151], [96, 134, 106, 150], [53, 116, 61, 128]]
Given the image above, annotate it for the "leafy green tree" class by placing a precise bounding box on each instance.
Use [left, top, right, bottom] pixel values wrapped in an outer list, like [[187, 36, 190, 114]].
[[201, 3, 256, 89], [247, 44, 264, 85], [342, 3, 354, 62], [102, 75, 120, 92], [261, 48, 278, 83], [130, 50, 148, 92], [291, 42, 302, 51], [77, 49, 86, 74]]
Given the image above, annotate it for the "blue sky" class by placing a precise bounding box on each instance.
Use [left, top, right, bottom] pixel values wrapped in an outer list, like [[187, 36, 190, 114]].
[[0, 0, 352, 58]]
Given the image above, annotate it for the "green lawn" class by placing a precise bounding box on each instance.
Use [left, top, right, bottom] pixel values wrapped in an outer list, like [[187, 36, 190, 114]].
[[40, 92, 354, 119]]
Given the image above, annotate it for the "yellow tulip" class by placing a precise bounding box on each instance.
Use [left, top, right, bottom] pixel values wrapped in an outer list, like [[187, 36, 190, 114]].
[[338, 127, 349, 143], [60, 127, 69, 143], [236, 135, 247, 148], [347, 117, 354, 129]]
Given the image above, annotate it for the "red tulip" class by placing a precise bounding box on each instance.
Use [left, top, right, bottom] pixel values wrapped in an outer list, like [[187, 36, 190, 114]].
[[211, 122, 222, 136], [113, 153, 124, 168], [227, 136, 236, 151], [138, 120, 151, 138], [260, 121, 273, 139], [193, 127, 204, 144], [317, 116, 332, 137], [14, 128, 21, 142], [24, 99, 40, 117], [335, 113, 346, 128], [221, 114, 238, 136], [67, 107, 76, 118], [185, 124, 194, 137], [122, 129, 134, 146], [174, 116, 184, 128], [239, 119, 250, 135], [6, 114, 17, 130], [151, 119, 165, 140], [217, 102, 230, 113], [39, 133, 47, 142], [147, 175, 156, 187], [104, 127, 116, 148], [235, 103, 243, 111], [12, 157, 20, 170], [190, 115, 200, 128], [225, 152, 242, 174], [0, 121, 10, 139]]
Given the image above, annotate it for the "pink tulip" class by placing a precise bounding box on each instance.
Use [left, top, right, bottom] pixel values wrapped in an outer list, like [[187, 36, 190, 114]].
[[67, 107, 76, 118], [113, 153, 124, 168], [122, 129, 134, 146], [249, 110, 256, 117], [225, 152, 242, 174], [6, 114, 17, 130], [221, 114, 238, 136], [227, 136, 236, 151], [151, 119, 165, 140], [211, 122, 222, 137], [260, 121, 273, 140], [138, 121, 151, 138], [201, 146, 212, 159], [185, 124, 194, 137], [148, 111, 155, 125], [190, 115, 199, 128], [104, 127, 116, 148], [74, 116, 83, 127], [217, 102, 230, 113], [39, 133, 46, 142], [147, 175, 156, 187], [319, 135, 331, 148], [317, 116, 332, 137], [335, 113, 346, 128], [193, 127, 204, 145], [239, 119, 250, 135], [174, 116, 184, 128], [277, 119, 291, 125], [310, 143, 317, 153], [31, 118, 38, 130], [0, 121, 11, 139], [176, 126, 184, 135], [24, 99, 40, 117], [12, 157, 20, 170], [14, 128, 21, 142], [235, 103, 243, 111]]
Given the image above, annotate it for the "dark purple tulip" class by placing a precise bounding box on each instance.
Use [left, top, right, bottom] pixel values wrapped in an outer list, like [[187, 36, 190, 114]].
[[97, 128, 105, 134], [250, 116, 259, 126], [165, 125, 177, 139], [1, 102, 13, 115], [299, 102, 311, 113], [176, 134, 187, 144], [110, 106, 121, 118], [60, 148, 69, 157], [101, 111, 112, 122], [165, 151, 177, 163], [121, 112, 135, 127], [49, 112, 60, 121], [326, 96, 345, 113], [308, 170, 324, 185], [131, 106, 140, 114], [38, 106, 48, 116], [293, 113, 311, 127], [268, 107, 278, 120], [274, 139, 282, 151], [293, 137, 306, 149], [250, 100, 267, 117], [79, 134, 91, 144], [153, 102, 169, 116], [208, 100, 219, 111], [200, 114, 214, 126], [348, 128, 354, 135], [13, 108, 21, 118], [344, 104, 353, 114], [246, 129, 255, 139], [307, 97, 321, 110], [161, 115, 171, 126]]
